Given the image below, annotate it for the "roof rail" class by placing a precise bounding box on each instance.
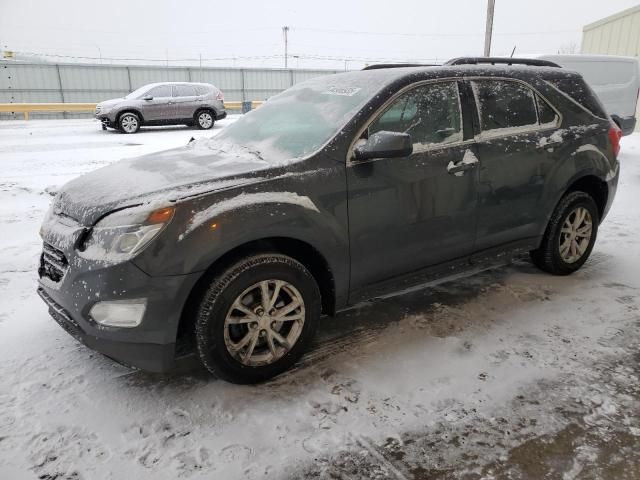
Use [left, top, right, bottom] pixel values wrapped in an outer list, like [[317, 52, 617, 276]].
[[445, 57, 561, 68], [362, 63, 438, 70]]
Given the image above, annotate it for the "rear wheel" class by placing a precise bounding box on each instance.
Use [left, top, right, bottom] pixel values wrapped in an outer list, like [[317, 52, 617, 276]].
[[195, 110, 214, 130], [195, 254, 321, 384], [118, 112, 140, 134], [530, 191, 599, 275]]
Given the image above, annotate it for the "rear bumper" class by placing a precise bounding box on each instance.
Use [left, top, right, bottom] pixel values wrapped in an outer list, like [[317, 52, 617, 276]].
[[611, 115, 636, 136], [216, 110, 227, 120]]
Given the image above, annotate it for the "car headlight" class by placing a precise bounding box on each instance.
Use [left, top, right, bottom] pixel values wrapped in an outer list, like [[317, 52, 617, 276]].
[[79, 205, 175, 263]]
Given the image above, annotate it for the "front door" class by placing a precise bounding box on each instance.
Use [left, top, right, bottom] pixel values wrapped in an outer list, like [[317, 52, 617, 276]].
[[140, 84, 174, 122], [346, 80, 479, 295]]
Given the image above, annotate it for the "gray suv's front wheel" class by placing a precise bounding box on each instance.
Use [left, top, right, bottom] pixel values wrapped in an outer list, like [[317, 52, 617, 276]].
[[195, 254, 321, 384], [118, 112, 141, 134]]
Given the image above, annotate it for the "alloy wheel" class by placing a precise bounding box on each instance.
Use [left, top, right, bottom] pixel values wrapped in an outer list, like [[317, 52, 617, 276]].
[[223, 279, 305, 366], [198, 112, 213, 129], [559, 206, 593, 263], [120, 114, 138, 133]]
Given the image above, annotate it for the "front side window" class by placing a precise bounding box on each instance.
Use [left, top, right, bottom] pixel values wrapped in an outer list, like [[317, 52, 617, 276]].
[[472, 80, 538, 133], [369, 81, 463, 147], [145, 85, 172, 98]]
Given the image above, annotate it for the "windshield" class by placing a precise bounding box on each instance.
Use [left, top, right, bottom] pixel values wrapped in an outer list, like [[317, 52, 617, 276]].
[[213, 72, 393, 160], [125, 85, 153, 99]]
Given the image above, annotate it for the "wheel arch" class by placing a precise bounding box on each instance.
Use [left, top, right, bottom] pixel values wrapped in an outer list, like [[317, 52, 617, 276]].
[[117, 108, 145, 124], [565, 174, 608, 221], [193, 106, 215, 120], [175, 236, 337, 350]]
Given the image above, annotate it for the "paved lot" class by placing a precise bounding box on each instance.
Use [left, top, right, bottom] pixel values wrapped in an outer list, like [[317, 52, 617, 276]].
[[0, 119, 638, 479]]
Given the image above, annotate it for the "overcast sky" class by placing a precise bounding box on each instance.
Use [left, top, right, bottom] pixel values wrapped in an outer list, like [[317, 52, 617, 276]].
[[1, 0, 638, 69]]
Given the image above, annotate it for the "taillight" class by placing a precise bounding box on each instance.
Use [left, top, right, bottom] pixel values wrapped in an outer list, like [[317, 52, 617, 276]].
[[216, 91, 224, 101], [608, 121, 622, 157]]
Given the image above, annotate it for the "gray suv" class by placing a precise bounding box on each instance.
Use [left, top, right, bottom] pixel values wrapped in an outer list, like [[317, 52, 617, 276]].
[[95, 82, 227, 133], [40, 58, 620, 384]]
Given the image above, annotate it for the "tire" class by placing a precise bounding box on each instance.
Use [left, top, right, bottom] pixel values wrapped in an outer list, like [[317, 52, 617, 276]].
[[195, 254, 321, 384], [118, 112, 140, 134], [530, 191, 599, 275], [195, 109, 215, 130]]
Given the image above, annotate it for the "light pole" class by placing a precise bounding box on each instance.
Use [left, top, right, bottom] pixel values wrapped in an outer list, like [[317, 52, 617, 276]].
[[484, 0, 495, 57], [282, 26, 290, 68]]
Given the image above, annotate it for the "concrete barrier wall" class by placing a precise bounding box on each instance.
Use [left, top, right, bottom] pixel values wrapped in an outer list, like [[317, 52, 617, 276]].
[[0, 61, 341, 119]]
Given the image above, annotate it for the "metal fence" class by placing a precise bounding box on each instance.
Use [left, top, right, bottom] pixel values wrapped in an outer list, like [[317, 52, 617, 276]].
[[0, 61, 341, 119]]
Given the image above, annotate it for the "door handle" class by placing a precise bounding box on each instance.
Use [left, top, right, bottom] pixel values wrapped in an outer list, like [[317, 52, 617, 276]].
[[447, 149, 479, 176], [168, 101, 174, 105]]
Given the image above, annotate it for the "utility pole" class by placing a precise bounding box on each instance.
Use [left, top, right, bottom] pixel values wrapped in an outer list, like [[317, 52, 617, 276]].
[[282, 26, 289, 68], [484, 0, 495, 57]]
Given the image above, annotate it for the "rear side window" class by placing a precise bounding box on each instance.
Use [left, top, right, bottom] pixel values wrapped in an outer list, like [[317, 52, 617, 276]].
[[146, 85, 172, 98], [174, 85, 197, 97], [546, 77, 607, 118], [369, 81, 463, 147], [472, 80, 538, 132]]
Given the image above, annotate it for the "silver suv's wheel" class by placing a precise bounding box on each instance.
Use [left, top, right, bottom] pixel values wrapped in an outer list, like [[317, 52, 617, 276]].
[[118, 112, 140, 134], [195, 254, 321, 384], [196, 110, 214, 130], [530, 191, 599, 275]]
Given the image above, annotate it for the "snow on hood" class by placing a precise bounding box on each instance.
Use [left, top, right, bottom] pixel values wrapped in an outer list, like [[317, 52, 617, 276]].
[[54, 140, 275, 226], [97, 98, 124, 108]]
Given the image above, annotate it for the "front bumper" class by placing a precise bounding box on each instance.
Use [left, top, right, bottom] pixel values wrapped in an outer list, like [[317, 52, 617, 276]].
[[37, 243, 202, 372]]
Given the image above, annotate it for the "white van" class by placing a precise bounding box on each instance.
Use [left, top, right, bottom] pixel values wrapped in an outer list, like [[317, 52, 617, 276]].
[[535, 54, 640, 135]]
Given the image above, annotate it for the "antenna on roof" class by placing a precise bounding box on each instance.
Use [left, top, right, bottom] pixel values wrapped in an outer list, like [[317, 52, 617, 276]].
[[510, 46, 516, 58]]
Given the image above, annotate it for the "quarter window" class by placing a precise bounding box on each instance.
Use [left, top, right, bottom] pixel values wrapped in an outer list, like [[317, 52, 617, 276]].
[[369, 81, 463, 147], [145, 85, 172, 98], [472, 80, 538, 132], [536, 94, 559, 125]]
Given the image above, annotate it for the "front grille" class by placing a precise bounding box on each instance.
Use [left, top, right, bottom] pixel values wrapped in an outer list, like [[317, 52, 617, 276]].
[[39, 242, 69, 283]]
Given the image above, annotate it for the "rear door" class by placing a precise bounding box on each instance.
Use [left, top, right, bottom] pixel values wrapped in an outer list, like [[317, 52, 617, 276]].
[[140, 84, 174, 121], [172, 84, 199, 119], [469, 78, 562, 251], [346, 80, 479, 294]]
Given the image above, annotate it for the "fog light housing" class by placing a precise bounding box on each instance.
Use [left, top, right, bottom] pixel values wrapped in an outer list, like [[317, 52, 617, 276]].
[[89, 299, 147, 328]]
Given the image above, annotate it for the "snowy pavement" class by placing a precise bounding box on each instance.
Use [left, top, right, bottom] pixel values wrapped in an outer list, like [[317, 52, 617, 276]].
[[0, 119, 639, 479]]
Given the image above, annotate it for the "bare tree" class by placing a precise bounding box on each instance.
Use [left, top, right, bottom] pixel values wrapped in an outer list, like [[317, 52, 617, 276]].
[[557, 41, 579, 54]]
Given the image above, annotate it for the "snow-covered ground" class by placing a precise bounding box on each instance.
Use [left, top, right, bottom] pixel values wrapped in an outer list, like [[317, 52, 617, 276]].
[[0, 119, 639, 479]]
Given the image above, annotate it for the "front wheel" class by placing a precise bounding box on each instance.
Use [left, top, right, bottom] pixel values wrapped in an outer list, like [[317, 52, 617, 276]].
[[195, 254, 321, 384], [530, 191, 599, 275], [118, 112, 140, 134], [195, 110, 215, 130]]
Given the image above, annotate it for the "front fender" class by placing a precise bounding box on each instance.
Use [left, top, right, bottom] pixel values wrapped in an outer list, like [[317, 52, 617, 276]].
[[134, 188, 350, 306]]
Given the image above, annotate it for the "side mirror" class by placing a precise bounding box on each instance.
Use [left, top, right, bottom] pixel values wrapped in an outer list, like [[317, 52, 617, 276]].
[[143, 95, 153, 101], [353, 131, 413, 161]]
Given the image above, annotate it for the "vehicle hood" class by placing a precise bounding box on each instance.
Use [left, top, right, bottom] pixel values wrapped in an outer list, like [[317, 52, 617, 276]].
[[97, 98, 125, 109], [53, 140, 275, 226]]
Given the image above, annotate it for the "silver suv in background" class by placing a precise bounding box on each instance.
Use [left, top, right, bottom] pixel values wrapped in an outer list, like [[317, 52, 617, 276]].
[[95, 82, 227, 133]]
